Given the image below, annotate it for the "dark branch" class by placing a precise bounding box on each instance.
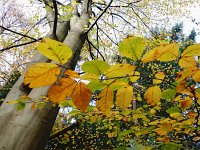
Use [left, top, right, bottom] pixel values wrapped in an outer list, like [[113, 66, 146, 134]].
[[0, 38, 41, 52], [52, 0, 58, 40], [86, 0, 113, 34], [86, 36, 105, 61], [0, 25, 38, 41]]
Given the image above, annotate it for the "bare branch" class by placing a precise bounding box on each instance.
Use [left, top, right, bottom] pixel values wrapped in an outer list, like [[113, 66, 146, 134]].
[[0, 38, 41, 53], [86, 0, 113, 34], [0, 25, 38, 41], [52, 0, 58, 40]]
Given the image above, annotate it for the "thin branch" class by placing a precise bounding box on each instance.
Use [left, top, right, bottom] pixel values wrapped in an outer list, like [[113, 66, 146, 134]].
[[98, 27, 118, 46], [0, 25, 38, 41], [0, 38, 41, 52], [86, 0, 113, 34], [110, 12, 136, 29], [131, 7, 155, 35], [86, 36, 105, 61], [4, 17, 46, 49]]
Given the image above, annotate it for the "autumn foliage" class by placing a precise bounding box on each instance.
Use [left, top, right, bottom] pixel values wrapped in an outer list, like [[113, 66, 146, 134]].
[[9, 35, 200, 148]]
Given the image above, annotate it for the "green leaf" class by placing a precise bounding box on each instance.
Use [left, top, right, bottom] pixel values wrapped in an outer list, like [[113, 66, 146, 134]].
[[87, 80, 106, 92], [37, 38, 72, 64], [160, 142, 183, 150], [118, 36, 146, 61], [166, 107, 181, 114], [104, 64, 136, 78], [161, 89, 176, 101], [81, 60, 110, 76], [195, 88, 200, 94], [17, 102, 25, 110]]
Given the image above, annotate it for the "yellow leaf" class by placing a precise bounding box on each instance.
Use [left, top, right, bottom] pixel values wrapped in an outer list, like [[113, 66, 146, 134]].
[[193, 70, 200, 82], [182, 44, 200, 57], [48, 78, 76, 103], [129, 71, 140, 82], [118, 36, 146, 61], [186, 112, 198, 118], [31, 103, 36, 110], [154, 123, 173, 135], [176, 83, 186, 93], [109, 80, 129, 91], [104, 64, 136, 78], [37, 38, 72, 64], [180, 98, 193, 109], [80, 73, 99, 81], [141, 43, 178, 63], [116, 86, 133, 109], [71, 82, 92, 112], [153, 72, 165, 84], [144, 86, 161, 106], [64, 70, 80, 78], [179, 56, 197, 68], [24, 63, 60, 88], [90, 116, 97, 123], [96, 86, 113, 115], [7, 100, 18, 104]]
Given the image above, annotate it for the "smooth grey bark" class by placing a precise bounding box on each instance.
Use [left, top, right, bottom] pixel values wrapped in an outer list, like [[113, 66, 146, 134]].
[[0, 0, 91, 149]]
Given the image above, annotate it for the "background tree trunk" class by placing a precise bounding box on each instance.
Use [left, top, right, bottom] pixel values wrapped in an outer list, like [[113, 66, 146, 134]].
[[0, 1, 91, 149]]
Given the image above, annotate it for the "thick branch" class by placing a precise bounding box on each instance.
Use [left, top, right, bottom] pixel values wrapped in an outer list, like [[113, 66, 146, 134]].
[[52, 0, 58, 40]]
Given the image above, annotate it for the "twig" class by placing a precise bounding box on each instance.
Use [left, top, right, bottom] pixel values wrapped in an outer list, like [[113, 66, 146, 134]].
[[0, 38, 41, 52], [86, 0, 113, 34], [0, 25, 38, 41]]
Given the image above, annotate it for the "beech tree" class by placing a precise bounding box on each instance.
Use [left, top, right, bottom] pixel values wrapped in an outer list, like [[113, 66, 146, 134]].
[[0, 0, 199, 149]]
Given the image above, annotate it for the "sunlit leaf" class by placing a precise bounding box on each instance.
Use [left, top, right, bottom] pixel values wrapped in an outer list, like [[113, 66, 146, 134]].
[[87, 80, 106, 92], [116, 86, 133, 109], [6, 100, 18, 104], [96, 86, 113, 115], [186, 112, 198, 118], [71, 82, 92, 112], [64, 69, 80, 78], [80, 73, 99, 81], [144, 86, 161, 106], [176, 83, 186, 93], [141, 43, 178, 62], [109, 80, 129, 91], [179, 56, 197, 68], [161, 89, 176, 101], [48, 78, 76, 103], [153, 72, 165, 84], [154, 123, 173, 135], [24, 63, 60, 88], [166, 107, 181, 117], [118, 36, 146, 61], [192, 70, 200, 82], [104, 64, 136, 78], [180, 98, 193, 109], [81, 60, 110, 76], [37, 38, 72, 64], [182, 44, 200, 57], [129, 71, 140, 82]]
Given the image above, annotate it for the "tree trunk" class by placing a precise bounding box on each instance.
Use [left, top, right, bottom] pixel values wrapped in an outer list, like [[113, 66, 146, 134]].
[[0, 1, 91, 149]]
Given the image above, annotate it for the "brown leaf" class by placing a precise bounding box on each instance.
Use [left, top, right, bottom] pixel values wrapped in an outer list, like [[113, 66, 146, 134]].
[[96, 86, 114, 115], [71, 82, 92, 112], [48, 78, 76, 103]]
